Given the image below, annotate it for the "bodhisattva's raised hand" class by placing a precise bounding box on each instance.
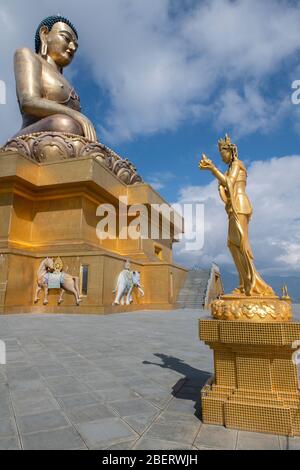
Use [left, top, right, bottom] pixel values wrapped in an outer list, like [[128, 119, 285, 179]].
[[198, 153, 215, 171]]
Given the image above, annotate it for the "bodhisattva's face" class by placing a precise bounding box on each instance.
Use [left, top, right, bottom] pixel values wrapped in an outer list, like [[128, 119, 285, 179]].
[[220, 148, 232, 165], [41, 22, 78, 67]]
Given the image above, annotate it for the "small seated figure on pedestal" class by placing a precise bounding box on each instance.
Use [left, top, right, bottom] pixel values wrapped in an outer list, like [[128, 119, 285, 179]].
[[13, 15, 97, 141]]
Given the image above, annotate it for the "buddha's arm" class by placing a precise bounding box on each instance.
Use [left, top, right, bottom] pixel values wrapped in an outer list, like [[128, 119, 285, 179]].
[[14, 48, 97, 141]]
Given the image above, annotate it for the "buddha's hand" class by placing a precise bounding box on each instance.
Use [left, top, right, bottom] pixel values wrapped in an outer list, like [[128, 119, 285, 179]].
[[77, 115, 97, 142], [199, 153, 214, 171]]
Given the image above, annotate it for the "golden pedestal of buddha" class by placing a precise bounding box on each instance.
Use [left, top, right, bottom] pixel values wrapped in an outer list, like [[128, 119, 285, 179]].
[[0, 134, 187, 314], [198, 136, 299, 436], [0, 15, 187, 314]]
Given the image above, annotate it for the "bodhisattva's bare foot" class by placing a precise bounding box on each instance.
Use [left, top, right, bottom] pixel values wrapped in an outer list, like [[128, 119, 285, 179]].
[[231, 286, 245, 295]]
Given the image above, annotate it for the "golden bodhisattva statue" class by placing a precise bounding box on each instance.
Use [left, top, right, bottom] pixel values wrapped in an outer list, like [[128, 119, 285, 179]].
[[199, 135, 291, 321]]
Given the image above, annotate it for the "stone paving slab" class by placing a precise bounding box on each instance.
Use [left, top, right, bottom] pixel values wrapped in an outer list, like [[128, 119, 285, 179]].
[[0, 307, 299, 450], [66, 403, 116, 424], [108, 439, 138, 450], [21, 426, 87, 450], [122, 411, 159, 434], [11, 389, 59, 417], [16, 409, 70, 434], [236, 431, 281, 450], [75, 417, 137, 449], [109, 398, 159, 417], [0, 436, 21, 450], [146, 421, 200, 445], [195, 424, 238, 449], [134, 437, 192, 450], [285, 437, 300, 450], [0, 416, 18, 439]]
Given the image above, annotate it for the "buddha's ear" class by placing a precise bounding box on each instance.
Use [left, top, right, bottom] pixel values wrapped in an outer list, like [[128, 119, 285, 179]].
[[39, 25, 49, 55]]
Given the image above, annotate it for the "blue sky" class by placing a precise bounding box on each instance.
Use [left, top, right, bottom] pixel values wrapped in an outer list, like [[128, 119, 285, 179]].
[[1, 0, 300, 288], [74, 44, 300, 202]]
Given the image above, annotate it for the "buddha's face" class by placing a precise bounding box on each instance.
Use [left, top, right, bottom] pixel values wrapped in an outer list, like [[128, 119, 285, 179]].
[[220, 148, 232, 164], [40, 22, 78, 67]]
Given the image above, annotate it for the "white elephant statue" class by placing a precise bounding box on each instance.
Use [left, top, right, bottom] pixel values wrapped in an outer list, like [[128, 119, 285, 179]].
[[113, 268, 144, 305]]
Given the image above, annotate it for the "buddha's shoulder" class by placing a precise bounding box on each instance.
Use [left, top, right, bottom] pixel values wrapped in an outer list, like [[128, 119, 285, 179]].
[[14, 47, 40, 63]]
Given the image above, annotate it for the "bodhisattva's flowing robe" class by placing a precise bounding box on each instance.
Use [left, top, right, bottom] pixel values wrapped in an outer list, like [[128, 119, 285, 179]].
[[218, 159, 274, 296]]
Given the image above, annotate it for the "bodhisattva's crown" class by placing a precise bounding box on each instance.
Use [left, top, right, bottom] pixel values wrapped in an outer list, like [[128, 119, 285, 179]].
[[218, 133, 232, 151]]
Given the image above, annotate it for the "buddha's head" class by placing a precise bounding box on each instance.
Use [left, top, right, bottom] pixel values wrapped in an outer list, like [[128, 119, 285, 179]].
[[35, 15, 78, 68]]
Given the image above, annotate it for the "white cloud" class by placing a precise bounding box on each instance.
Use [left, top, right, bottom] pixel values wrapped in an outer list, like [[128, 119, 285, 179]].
[[174, 155, 300, 275], [147, 171, 176, 191], [181, 0, 300, 78], [215, 86, 291, 138], [1, 0, 300, 143]]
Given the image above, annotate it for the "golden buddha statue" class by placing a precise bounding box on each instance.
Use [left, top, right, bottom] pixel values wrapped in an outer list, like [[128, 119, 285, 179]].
[[13, 15, 97, 141], [2, 16, 142, 182], [199, 134, 274, 297]]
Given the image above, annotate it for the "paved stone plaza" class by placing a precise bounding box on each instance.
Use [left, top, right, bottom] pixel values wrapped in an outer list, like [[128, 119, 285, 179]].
[[1, 307, 300, 450]]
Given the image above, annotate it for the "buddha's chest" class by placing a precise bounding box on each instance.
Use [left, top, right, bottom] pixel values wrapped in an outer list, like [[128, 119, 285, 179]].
[[40, 65, 81, 111]]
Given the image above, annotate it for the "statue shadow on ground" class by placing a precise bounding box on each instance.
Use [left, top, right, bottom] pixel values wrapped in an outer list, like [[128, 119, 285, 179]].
[[143, 353, 211, 419]]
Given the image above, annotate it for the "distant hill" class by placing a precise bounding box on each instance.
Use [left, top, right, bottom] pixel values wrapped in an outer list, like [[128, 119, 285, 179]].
[[221, 270, 300, 302]]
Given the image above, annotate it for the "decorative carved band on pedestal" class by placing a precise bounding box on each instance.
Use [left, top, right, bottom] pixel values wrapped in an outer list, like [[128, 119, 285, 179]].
[[0, 132, 143, 186], [211, 295, 292, 322]]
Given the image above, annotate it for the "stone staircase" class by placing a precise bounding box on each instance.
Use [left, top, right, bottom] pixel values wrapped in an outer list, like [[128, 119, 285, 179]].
[[177, 269, 210, 309]]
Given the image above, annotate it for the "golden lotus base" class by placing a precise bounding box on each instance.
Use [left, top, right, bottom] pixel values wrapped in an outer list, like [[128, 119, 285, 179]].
[[1, 132, 143, 185], [211, 295, 292, 322], [200, 319, 300, 436]]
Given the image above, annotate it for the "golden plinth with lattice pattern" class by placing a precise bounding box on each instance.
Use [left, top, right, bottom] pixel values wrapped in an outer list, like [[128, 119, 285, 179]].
[[200, 318, 300, 436]]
